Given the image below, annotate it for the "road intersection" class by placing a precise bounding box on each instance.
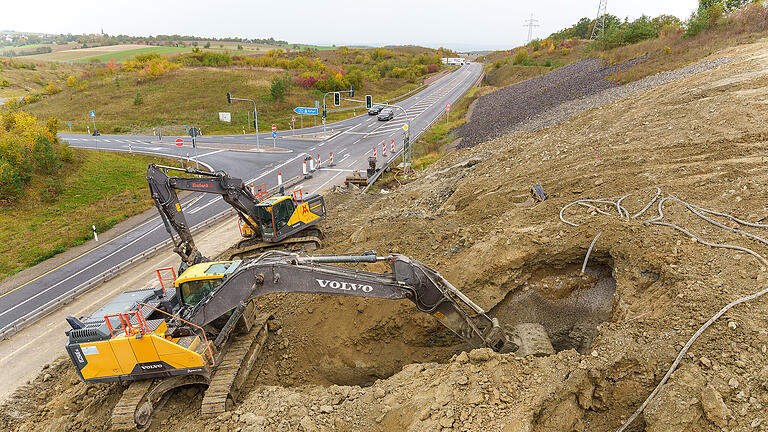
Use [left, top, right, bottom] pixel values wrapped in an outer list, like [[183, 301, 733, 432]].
[[0, 63, 482, 338]]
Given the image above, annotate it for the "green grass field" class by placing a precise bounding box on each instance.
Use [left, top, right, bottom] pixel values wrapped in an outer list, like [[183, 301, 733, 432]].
[[22, 66, 427, 135], [0, 148, 179, 280]]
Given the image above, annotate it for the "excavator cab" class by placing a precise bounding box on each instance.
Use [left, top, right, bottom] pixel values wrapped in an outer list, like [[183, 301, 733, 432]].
[[254, 194, 325, 242], [174, 261, 241, 306]]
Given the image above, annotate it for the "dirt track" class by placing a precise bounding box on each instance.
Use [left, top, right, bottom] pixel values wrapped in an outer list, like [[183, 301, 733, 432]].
[[3, 39, 768, 432]]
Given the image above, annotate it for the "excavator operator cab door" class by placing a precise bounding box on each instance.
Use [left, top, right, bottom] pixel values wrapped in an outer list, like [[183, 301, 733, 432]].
[[257, 198, 296, 240]]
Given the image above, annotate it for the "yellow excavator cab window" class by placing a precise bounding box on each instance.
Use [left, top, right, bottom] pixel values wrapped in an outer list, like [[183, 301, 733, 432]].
[[256, 198, 296, 237], [273, 199, 295, 230], [179, 278, 223, 306]]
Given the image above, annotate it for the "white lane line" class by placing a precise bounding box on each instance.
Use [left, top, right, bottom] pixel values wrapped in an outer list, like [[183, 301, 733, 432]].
[[0, 221, 165, 320], [310, 146, 317, 151], [245, 151, 311, 184], [69, 145, 215, 171], [319, 168, 355, 172], [196, 149, 225, 158], [311, 170, 347, 194], [188, 196, 222, 214], [318, 142, 324, 147]]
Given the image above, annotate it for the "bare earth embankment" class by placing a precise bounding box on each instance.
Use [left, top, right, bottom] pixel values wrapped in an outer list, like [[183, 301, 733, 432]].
[[3, 39, 768, 432]]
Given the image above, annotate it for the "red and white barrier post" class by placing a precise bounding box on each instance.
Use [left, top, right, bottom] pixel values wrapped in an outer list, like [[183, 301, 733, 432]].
[[329, 152, 335, 166], [302, 159, 308, 176], [317, 153, 321, 167], [391, 138, 395, 154], [277, 171, 283, 186], [250, 183, 256, 196], [373, 145, 377, 158], [309, 156, 315, 171], [382, 140, 387, 157]]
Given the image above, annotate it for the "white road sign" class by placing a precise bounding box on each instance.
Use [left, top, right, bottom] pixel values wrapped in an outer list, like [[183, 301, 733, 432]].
[[219, 112, 231, 122]]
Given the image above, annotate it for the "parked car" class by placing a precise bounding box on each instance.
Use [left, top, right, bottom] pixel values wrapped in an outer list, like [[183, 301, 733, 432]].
[[368, 104, 384, 115], [377, 108, 394, 121]]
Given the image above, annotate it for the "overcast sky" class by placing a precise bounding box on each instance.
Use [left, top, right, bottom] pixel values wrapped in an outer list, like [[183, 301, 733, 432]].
[[3, 0, 699, 51]]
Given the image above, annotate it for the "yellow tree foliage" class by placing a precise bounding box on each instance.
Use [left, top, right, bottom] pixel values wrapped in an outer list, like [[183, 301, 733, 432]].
[[66, 75, 78, 87], [44, 82, 63, 95]]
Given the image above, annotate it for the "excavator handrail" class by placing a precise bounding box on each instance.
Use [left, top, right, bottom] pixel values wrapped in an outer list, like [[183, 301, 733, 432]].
[[138, 303, 215, 367]]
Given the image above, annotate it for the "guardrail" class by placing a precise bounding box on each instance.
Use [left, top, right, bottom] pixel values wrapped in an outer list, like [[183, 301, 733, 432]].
[[361, 70, 475, 193], [0, 176, 303, 341]]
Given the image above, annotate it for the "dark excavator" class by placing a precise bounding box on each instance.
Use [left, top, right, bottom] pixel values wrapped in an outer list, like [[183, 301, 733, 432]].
[[147, 163, 326, 267]]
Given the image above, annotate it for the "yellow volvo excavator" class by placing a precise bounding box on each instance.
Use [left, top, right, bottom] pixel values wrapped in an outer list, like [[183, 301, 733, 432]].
[[147, 163, 326, 264], [64, 251, 554, 430]]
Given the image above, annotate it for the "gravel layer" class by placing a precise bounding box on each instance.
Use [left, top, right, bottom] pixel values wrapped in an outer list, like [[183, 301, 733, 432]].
[[455, 56, 731, 148]]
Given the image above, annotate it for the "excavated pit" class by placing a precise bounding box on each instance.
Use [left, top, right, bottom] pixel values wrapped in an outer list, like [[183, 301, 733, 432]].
[[491, 263, 616, 354], [250, 261, 616, 390]]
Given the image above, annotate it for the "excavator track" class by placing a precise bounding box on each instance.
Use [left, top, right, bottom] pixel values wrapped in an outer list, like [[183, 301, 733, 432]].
[[200, 313, 271, 417], [111, 380, 154, 431], [230, 229, 323, 260], [111, 374, 211, 430]]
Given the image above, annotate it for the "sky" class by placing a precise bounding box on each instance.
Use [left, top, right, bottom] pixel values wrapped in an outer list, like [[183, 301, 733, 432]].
[[2, 0, 700, 51]]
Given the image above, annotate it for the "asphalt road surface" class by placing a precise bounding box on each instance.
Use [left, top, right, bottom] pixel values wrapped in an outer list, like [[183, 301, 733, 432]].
[[0, 63, 481, 337]]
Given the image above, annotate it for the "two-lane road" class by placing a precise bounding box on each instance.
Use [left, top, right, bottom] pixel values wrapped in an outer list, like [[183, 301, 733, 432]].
[[0, 63, 482, 338]]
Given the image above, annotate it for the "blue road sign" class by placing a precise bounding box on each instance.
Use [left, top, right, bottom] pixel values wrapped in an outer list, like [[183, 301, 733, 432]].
[[293, 107, 319, 115], [89, 110, 95, 118], [272, 131, 277, 138], [67, 122, 72, 126]]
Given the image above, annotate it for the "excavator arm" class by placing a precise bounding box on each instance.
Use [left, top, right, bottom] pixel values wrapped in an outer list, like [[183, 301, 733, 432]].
[[185, 252, 543, 354], [147, 164, 261, 268]]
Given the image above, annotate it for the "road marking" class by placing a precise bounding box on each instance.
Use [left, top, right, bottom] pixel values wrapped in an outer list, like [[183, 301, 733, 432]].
[[196, 149, 225, 158], [312, 170, 347, 194], [0, 220, 171, 321], [188, 196, 222, 214], [0, 216, 163, 302]]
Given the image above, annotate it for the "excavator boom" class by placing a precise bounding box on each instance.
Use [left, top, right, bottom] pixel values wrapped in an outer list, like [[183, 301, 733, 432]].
[[185, 252, 524, 353]]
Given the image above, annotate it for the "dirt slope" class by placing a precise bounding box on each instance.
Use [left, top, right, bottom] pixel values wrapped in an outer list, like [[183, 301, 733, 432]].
[[3, 39, 768, 432]]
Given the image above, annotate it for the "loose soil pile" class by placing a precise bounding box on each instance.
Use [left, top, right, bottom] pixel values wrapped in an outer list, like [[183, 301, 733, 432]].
[[3, 39, 768, 432]]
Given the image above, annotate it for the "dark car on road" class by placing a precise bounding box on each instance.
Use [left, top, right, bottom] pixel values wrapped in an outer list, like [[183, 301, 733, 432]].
[[368, 104, 384, 115], [377, 108, 394, 121]]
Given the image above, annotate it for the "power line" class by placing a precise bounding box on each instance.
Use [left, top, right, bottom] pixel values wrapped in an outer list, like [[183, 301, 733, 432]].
[[590, 0, 608, 40], [523, 13, 540, 43]]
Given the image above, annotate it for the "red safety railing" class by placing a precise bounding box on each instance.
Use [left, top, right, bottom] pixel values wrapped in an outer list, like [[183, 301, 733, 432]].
[[250, 182, 268, 201], [104, 311, 150, 337], [292, 187, 304, 204], [138, 303, 215, 367], [155, 267, 176, 292]]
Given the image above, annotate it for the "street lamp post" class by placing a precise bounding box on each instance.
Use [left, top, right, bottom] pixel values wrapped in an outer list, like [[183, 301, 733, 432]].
[[227, 93, 259, 150], [380, 103, 412, 174]]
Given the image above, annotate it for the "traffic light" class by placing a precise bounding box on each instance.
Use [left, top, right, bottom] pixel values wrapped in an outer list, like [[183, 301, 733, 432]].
[[226, 92, 232, 104], [349, 86, 354, 97], [333, 92, 340, 106], [323, 109, 327, 118], [365, 95, 372, 109]]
